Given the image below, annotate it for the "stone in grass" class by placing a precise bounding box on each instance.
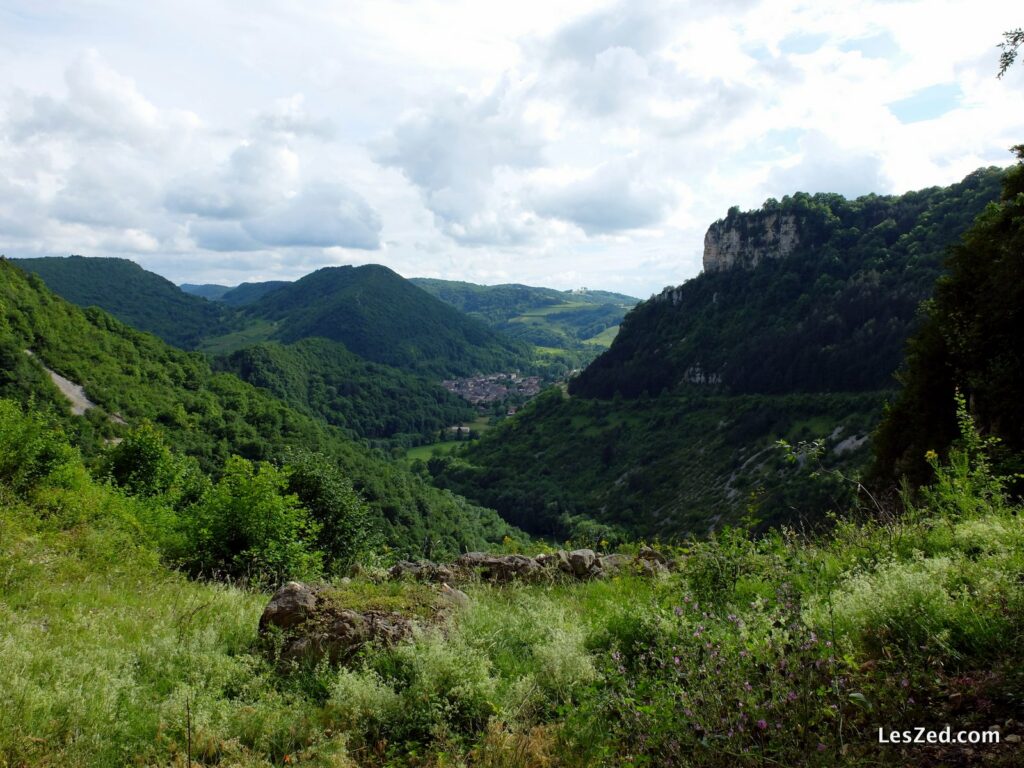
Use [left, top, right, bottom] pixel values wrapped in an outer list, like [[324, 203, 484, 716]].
[[259, 581, 443, 665]]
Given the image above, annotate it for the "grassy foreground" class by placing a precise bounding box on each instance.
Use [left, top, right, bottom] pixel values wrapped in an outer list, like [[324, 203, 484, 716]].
[[1, 402, 1022, 766]]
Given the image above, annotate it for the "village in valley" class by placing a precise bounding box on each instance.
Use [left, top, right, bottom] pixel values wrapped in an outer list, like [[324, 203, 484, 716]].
[[440, 372, 543, 406]]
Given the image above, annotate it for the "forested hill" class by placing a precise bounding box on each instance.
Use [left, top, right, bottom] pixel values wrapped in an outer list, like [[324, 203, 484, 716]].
[[13, 255, 235, 349], [429, 167, 1008, 539], [572, 167, 1005, 399], [245, 264, 531, 376], [0, 259, 520, 555], [181, 280, 292, 306], [411, 278, 638, 348], [213, 338, 474, 444]]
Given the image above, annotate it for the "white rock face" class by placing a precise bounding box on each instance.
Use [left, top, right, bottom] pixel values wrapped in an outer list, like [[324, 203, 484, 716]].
[[703, 213, 800, 272]]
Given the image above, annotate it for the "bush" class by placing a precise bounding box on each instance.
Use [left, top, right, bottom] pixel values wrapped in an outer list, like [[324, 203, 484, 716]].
[[178, 456, 322, 584]]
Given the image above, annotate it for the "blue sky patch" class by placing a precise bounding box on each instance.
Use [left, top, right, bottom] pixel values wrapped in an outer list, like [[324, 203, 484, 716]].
[[839, 31, 899, 59], [779, 32, 828, 55], [887, 83, 962, 123]]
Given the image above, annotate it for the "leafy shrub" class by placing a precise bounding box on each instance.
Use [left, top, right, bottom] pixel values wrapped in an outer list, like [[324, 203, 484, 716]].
[[178, 456, 322, 584], [0, 399, 78, 493]]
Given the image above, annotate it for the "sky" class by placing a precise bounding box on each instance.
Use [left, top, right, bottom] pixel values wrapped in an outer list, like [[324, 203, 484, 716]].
[[0, 1, 1021, 297]]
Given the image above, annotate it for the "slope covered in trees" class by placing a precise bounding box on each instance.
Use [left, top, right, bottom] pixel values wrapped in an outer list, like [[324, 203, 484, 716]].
[[410, 278, 638, 349], [429, 168, 1006, 538], [244, 265, 532, 376], [214, 338, 474, 447], [0, 259, 520, 556], [872, 148, 1024, 486], [14, 255, 236, 348], [573, 168, 1004, 399]]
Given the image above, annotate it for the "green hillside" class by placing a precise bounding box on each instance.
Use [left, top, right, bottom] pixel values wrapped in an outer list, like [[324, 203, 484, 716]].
[[181, 280, 292, 306], [13, 256, 237, 349], [244, 265, 532, 376], [213, 338, 474, 447], [3, 390, 1022, 767], [573, 168, 1004, 399], [429, 168, 1006, 539], [411, 277, 639, 350], [180, 282, 231, 300], [220, 280, 292, 306], [0, 259, 520, 557]]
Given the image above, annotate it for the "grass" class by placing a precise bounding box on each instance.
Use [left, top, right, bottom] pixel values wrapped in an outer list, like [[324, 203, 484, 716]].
[[404, 417, 493, 461], [582, 324, 619, 347], [3, 401, 1023, 766], [197, 319, 277, 355]]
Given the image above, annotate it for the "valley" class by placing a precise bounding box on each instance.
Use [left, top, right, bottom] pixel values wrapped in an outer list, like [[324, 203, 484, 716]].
[[2, 156, 1023, 768]]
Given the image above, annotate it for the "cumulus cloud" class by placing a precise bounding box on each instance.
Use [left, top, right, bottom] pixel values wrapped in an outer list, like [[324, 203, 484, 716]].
[[165, 142, 300, 219], [374, 82, 545, 244], [529, 160, 675, 235], [0, 1, 1021, 292], [7, 49, 197, 145], [243, 182, 382, 249], [765, 132, 890, 199], [254, 94, 336, 139]]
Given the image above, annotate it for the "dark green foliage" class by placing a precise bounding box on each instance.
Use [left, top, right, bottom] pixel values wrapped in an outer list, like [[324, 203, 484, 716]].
[[219, 280, 292, 306], [177, 455, 322, 583], [246, 265, 531, 376], [0, 399, 78, 493], [0, 259, 524, 558], [872, 149, 1024, 486], [433, 388, 879, 538], [284, 449, 379, 573], [179, 283, 231, 300], [213, 338, 473, 446], [411, 277, 638, 348], [572, 168, 1004, 399], [14, 256, 235, 349]]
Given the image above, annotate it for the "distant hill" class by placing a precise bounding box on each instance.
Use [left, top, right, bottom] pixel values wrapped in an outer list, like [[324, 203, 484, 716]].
[[213, 337, 474, 445], [243, 265, 531, 377], [220, 281, 291, 306], [14, 256, 234, 349], [0, 258, 519, 555], [431, 168, 1007, 539], [572, 167, 1006, 399], [180, 283, 231, 300], [410, 278, 638, 349], [181, 280, 292, 306]]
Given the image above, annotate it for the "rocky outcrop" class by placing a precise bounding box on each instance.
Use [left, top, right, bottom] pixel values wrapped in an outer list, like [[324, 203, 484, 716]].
[[703, 212, 800, 273], [389, 548, 675, 584], [259, 582, 416, 665]]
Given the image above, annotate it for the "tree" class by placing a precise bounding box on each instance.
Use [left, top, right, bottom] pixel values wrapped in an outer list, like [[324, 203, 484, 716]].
[[998, 28, 1023, 78], [870, 146, 1024, 487], [284, 449, 378, 573], [179, 456, 322, 584]]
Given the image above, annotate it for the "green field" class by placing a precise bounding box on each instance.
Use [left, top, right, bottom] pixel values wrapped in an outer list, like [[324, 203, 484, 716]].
[[197, 319, 277, 355], [582, 324, 619, 346], [405, 415, 494, 460]]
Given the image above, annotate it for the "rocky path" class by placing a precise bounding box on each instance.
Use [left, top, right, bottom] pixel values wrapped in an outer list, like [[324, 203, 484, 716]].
[[25, 350, 97, 415]]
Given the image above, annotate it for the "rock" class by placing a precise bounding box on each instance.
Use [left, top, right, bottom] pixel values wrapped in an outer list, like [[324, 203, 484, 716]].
[[702, 211, 800, 273], [456, 552, 540, 582], [568, 549, 599, 578], [599, 553, 635, 573], [389, 560, 456, 583], [637, 558, 669, 578], [638, 546, 668, 565], [440, 583, 470, 609], [259, 581, 317, 631], [259, 582, 414, 665], [1005, 734, 1021, 744]]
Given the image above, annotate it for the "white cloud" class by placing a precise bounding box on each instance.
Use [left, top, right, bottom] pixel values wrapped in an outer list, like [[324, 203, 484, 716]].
[[243, 182, 382, 249], [0, 0, 1020, 293]]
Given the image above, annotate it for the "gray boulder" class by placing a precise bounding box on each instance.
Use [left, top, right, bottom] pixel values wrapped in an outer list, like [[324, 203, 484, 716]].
[[259, 582, 414, 665]]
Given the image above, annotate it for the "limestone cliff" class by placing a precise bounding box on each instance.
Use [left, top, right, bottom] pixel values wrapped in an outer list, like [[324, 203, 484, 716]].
[[703, 211, 800, 273]]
